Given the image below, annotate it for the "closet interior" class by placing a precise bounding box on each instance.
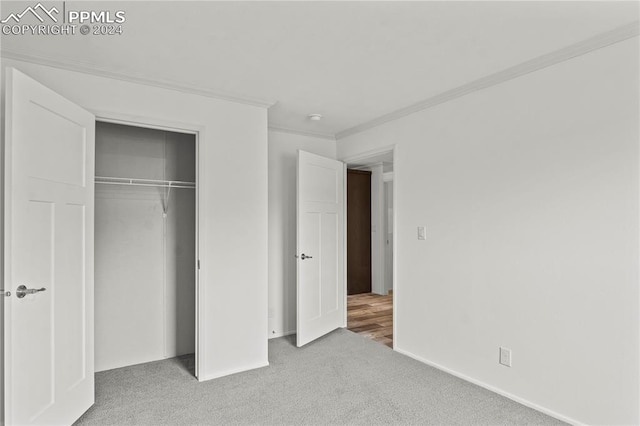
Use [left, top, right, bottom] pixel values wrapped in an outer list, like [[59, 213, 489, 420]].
[[94, 121, 196, 373]]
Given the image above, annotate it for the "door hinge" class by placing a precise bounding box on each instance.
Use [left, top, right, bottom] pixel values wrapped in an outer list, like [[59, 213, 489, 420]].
[[197, 260, 201, 270]]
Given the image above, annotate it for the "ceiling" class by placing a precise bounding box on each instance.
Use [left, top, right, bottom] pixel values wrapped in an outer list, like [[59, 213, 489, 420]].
[[1, 1, 638, 138]]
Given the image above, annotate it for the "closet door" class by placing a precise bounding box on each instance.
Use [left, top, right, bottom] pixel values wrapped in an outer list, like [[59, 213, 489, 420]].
[[4, 68, 95, 425], [346, 169, 372, 295]]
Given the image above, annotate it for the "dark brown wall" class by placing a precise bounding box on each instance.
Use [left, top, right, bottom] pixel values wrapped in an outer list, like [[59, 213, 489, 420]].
[[347, 169, 372, 295]]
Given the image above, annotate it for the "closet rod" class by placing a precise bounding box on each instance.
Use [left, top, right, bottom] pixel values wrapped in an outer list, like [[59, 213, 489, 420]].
[[95, 176, 196, 189]]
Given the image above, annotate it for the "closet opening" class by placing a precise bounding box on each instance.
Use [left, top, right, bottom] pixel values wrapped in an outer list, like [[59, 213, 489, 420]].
[[94, 121, 198, 378]]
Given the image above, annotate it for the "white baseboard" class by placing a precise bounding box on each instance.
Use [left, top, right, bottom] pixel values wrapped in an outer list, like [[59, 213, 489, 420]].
[[394, 347, 583, 426], [269, 330, 295, 339], [197, 361, 269, 382]]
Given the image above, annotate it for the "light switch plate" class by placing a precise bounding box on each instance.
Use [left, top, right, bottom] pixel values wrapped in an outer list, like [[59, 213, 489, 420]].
[[499, 347, 512, 367], [417, 226, 426, 240]]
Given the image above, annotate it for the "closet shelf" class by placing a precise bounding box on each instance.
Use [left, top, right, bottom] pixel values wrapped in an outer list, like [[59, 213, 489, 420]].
[[95, 176, 196, 189]]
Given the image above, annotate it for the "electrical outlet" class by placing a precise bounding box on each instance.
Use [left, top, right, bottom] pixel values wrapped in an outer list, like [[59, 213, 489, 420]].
[[499, 347, 512, 367]]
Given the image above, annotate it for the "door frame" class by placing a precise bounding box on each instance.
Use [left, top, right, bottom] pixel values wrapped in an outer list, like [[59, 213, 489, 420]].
[[340, 145, 397, 349], [92, 110, 204, 378]]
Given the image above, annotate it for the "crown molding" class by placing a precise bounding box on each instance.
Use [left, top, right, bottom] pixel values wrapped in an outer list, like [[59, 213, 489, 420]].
[[0, 49, 277, 108], [5, 20, 637, 136], [336, 21, 640, 140], [268, 125, 336, 141]]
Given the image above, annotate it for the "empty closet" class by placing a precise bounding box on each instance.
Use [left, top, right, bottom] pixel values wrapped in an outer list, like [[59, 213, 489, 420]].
[[94, 121, 196, 373]]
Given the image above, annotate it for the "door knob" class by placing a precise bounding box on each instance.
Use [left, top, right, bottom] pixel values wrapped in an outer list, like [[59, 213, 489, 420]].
[[16, 285, 46, 299], [300, 254, 313, 260]]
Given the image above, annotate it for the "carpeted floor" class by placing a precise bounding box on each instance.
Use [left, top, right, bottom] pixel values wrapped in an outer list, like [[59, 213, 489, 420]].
[[75, 329, 565, 425]]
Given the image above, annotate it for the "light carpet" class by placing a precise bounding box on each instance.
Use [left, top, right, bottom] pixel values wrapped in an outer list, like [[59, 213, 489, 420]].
[[75, 329, 565, 425]]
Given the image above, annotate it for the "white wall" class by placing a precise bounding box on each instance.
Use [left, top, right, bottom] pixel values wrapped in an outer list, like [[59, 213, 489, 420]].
[[268, 130, 336, 337], [94, 122, 195, 372], [384, 180, 393, 294], [1, 59, 269, 381], [337, 38, 639, 425]]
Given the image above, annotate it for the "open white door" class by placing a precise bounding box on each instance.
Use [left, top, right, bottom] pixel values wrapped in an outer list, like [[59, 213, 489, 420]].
[[296, 150, 345, 347], [3, 68, 95, 425]]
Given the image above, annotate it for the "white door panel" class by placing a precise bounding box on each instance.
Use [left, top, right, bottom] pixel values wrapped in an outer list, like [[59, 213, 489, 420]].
[[296, 151, 345, 347], [4, 68, 95, 425]]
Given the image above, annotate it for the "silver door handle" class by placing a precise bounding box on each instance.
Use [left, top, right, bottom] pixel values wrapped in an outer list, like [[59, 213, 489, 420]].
[[300, 254, 313, 260], [16, 285, 46, 299]]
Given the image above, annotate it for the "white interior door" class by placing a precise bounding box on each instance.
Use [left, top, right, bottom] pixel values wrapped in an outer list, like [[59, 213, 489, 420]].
[[3, 68, 95, 425], [296, 150, 345, 347]]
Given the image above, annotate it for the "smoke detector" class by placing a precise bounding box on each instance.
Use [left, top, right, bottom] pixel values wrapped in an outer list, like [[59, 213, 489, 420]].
[[308, 114, 322, 121]]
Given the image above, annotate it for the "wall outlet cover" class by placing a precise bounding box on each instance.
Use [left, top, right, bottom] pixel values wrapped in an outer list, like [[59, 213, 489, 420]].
[[499, 347, 512, 367]]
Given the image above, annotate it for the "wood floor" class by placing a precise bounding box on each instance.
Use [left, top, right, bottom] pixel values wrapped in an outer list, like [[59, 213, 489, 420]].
[[347, 292, 393, 348]]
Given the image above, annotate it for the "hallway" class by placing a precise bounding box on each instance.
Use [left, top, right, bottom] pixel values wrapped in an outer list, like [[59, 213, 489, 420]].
[[346, 292, 393, 348]]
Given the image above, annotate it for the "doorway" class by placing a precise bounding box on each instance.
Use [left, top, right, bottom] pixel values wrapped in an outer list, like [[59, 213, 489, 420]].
[[344, 149, 395, 348], [94, 120, 198, 376]]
